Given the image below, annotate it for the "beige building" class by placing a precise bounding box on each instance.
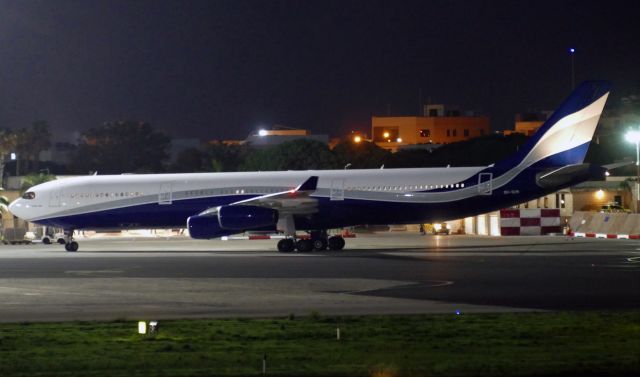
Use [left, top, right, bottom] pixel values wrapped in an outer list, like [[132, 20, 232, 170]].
[[372, 104, 490, 152]]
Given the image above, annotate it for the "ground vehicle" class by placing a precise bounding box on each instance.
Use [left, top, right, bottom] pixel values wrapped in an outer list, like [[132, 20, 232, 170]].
[[432, 222, 451, 235]]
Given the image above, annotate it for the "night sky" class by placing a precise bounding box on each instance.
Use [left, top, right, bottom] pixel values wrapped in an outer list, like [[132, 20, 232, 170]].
[[0, 0, 638, 141]]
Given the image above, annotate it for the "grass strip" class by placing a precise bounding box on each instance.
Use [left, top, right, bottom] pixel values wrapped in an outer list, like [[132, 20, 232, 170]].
[[0, 311, 638, 376]]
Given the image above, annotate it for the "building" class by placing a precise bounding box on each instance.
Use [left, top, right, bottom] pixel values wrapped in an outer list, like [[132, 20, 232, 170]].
[[371, 104, 490, 151], [244, 125, 329, 148], [504, 112, 551, 136]]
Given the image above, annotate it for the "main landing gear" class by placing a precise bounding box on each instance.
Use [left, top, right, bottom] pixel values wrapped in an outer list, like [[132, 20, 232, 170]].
[[62, 229, 79, 252], [276, 231, 345, 253]]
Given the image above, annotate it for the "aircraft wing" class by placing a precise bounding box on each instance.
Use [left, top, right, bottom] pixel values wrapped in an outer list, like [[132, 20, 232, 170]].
[[198, 176, 320, 217]]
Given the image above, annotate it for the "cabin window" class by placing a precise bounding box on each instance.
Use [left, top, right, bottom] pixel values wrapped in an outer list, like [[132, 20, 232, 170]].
[[22, 192, 36, 199]]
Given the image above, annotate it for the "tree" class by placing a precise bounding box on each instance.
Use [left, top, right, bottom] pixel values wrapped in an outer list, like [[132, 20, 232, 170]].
[[206, 143, 252, 172], [0, 130, 17, 186], [168, 148, 207, 173], [240, 140, 338, 171], [15, 121, 52, 174], [385, 133, 529, 168], [20, 172, 56, 193], [0, 193, 9, 214], [69, 121, 171, 174], [332, 140, 389, 169]]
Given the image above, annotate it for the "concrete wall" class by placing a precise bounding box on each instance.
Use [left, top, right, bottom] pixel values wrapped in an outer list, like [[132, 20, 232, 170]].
[[570, 211, 640, 236]]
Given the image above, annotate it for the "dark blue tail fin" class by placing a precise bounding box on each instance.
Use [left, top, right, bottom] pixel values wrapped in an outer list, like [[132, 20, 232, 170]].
[[496, 81, 611, 171]]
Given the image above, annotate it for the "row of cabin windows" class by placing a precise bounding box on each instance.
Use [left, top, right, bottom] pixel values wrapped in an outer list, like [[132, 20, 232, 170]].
[[184, 188, 281, 197], [69, 188, 282, 200], [65, 184, 468, 200], [69, 192, 143, 199], [345, 183, 466, 192]]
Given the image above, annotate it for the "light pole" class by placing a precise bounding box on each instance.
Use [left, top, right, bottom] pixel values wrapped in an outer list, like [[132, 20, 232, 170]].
[[569, 48, 576, 90], [625, 130, 640, 212]]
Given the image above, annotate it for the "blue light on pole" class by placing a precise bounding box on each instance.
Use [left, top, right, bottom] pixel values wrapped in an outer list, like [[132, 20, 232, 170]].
[[569, 48, 576, 89]]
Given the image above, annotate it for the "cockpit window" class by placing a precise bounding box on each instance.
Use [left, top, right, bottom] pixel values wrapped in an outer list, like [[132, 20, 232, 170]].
[[22, 192, 36, 200]]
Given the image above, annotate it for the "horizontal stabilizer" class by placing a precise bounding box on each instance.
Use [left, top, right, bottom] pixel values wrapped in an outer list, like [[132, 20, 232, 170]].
[[602, 159, 635, 171], [536, 163, 604, 189]]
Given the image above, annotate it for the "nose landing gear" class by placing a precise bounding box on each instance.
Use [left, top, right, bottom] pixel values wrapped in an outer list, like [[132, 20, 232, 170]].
[[62, 229, 79, 252]]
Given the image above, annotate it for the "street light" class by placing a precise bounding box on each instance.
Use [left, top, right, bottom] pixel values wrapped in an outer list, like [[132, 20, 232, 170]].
[[569, 48, 576, 90], [625, 130, 640, 212]]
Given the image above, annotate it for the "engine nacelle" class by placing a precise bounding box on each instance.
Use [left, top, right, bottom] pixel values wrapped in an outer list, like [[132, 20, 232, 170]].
[[187, 215, 234, 240], [218, 205, 278, 230]]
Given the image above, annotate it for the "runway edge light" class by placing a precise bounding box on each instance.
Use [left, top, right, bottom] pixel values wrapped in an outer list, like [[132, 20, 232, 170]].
[[138, 321, 147, 335]]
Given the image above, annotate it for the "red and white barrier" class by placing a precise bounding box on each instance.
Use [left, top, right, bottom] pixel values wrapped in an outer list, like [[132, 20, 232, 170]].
[[499, 209, 561, 236], [569, 232, 639, 240]]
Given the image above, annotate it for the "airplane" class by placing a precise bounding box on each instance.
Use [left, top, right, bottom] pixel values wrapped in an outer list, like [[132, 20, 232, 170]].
[[9, 81, 611, 252]]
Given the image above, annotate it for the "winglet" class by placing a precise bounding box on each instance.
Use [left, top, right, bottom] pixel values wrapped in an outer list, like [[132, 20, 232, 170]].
[[295, 176, 319, 192]]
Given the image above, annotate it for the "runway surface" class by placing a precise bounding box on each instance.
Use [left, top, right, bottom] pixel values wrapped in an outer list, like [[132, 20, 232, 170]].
[[0, 233, 638, 322]]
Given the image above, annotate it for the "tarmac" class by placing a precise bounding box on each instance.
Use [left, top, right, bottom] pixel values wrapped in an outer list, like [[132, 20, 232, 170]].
[[0, 233, 638, 322]]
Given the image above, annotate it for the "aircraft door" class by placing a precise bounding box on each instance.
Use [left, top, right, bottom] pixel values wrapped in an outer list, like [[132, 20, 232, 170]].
[[477, 173, 493, 195], [158, 183, 173, 205], [330, 179, 345, 201], [48, 189, 62, 207]]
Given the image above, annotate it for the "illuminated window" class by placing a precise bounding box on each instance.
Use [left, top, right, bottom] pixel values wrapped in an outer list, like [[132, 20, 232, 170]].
[[419, 129, 430, 137]]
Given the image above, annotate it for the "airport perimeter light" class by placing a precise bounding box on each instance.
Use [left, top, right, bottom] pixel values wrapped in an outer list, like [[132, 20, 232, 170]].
[[625, 130, 640, 211], [569, 48, 576, 89]]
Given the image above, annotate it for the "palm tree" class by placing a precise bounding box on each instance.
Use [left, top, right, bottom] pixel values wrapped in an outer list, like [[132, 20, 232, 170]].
[[0, 130, 18, 188], [0, 193, 10, 240], [20, 172, 56, 193]]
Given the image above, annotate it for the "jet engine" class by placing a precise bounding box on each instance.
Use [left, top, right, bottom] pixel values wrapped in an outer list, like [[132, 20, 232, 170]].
[[218, 205, 278, 230], [187, 205, 278, 239], [186, 215, 233, 239]]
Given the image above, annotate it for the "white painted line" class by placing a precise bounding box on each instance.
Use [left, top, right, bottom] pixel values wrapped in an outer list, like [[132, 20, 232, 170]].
[[595, 233, 607, 239], [574, 232, 586, 237]]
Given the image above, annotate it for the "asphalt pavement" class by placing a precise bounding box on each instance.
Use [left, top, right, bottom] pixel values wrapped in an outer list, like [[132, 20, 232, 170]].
[[0, 233, 637, 322]]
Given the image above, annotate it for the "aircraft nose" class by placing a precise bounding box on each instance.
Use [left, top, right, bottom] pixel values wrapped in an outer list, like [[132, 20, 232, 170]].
[[8, 199, 26, 219]]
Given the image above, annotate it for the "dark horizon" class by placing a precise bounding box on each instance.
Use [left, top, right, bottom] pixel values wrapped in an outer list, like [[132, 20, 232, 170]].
[[1, 0, 638, 141]]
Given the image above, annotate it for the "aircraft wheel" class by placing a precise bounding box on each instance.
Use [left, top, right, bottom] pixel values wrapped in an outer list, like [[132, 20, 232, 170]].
[[296, 239, 313, 252], [312, 238, 327, 251], [328, 236, 345, 250], [42, 237, 51, 245], [277, 239, 295, 253], [65, 241, 79, 252]]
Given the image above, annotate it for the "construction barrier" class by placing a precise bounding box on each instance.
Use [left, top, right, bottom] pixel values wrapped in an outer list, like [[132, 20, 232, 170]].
[[569, 211, 640, 239]]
